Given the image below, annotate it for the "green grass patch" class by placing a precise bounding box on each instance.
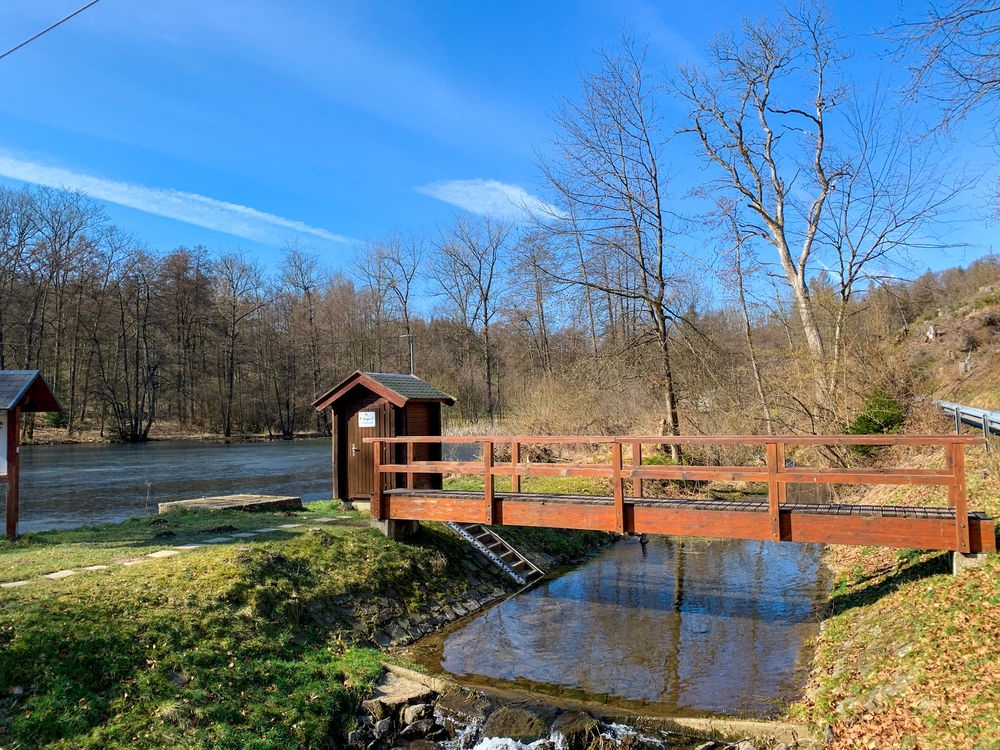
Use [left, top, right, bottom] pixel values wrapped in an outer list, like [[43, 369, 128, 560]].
[[443, 474, 609, 495], [0, 501, 610, 749], [0, 501, 363, 582], [0, 504, 489, 749]]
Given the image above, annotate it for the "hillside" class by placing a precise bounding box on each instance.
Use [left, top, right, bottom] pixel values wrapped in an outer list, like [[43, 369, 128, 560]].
[[790, 278, 1000, 749]]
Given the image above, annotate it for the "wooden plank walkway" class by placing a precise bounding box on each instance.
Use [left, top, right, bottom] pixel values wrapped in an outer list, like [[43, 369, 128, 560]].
[[366, 434, 997, 554]]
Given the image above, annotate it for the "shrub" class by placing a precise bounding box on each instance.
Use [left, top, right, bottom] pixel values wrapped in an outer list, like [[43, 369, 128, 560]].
[[848, 390, 905, 436]]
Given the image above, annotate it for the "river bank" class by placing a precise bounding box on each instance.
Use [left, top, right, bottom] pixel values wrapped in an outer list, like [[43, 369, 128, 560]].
[[787, 443, 1000, 748], [23, 423, 329, 446], [1, 502, 818, 749]]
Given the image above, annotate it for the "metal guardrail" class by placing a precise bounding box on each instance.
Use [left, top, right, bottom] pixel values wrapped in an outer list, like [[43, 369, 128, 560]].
[[936, 400, 1000, 439]]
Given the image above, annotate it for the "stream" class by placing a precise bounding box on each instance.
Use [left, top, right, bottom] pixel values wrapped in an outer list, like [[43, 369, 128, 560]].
[[408, 534, 830, 718]]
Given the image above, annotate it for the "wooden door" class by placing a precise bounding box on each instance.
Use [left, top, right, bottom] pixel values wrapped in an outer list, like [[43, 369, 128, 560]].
[[346, 401, 392, 501]]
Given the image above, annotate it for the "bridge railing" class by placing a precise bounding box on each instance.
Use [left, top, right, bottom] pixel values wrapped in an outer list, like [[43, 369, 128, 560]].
[[366, 434, 986, 553]]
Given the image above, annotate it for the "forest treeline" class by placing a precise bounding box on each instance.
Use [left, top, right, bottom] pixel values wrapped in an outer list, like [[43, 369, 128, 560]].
[[2, 5, 998, 444], [3, 182, 996, 444]]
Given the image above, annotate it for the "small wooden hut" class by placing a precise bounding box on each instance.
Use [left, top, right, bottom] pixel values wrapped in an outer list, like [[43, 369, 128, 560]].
[[0, 370, 61, 539], [312, 371, 455, 510]]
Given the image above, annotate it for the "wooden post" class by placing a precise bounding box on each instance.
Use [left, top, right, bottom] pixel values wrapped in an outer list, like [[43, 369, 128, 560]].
[[631, 440, 642, 498], [612, 440, 624, 533], [5, 408, 19, 540], [511, 440, 521, 493], [406, 441, 415, 489], [947, 441, 970, 553], [330, 410, 340, 500], [371, 439, 384, 521], [766, 441, 783, 542], [483, 440, 495, 525]]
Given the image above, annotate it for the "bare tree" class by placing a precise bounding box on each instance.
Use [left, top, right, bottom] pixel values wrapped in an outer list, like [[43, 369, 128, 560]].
[[895, 2, 1000, 127], [0, 187, 38, 370], [678, 7, 841, 365], [539, 34, 685, 458], [281, 245, 329, 434], [357, 233, 425, 373], [818, 89, 966, 392], [213, 252, 266, 437], [715, 201, 774, 434], [92, 239, 160, 442], [432, 215, 512, 423]]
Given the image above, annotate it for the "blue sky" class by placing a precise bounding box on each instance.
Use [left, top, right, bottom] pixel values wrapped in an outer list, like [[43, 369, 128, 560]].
[[0, 0, 996, 275]]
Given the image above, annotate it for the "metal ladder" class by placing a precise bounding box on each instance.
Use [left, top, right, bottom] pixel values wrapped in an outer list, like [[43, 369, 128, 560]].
[[445, 522, 544, 586]]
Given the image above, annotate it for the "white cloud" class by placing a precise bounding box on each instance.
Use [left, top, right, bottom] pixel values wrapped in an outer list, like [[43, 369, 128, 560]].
[[416, 179, 559, 222], [0, 150, 354, 246]]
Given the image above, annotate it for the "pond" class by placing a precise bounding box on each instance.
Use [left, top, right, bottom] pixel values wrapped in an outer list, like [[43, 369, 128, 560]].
[[5, 438, 332, 533]]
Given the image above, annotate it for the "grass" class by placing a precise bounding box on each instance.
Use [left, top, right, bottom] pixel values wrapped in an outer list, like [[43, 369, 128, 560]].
[[0, 500, 360, 582], [444, 472, 612, 495], [0, 499, 612, 750], [0, 503, 472, 749]]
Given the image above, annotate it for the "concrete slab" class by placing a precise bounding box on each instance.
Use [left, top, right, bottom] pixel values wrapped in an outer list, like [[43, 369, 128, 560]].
[[44, 570, 77, 580], [174, 544, 202, 550], [158, 494, 302, 514], [147, 550, 180, 558], [1, 580, 31, 588], [312, 517, 336, 522], [81, 565, 110, 571], [278, 524, 302, 529], [953, 551, 992, 574], [202, 537, 234, 544], [253, 528, 279, 533], [362, 671, 436, 719], [231, 532, 258, 538]]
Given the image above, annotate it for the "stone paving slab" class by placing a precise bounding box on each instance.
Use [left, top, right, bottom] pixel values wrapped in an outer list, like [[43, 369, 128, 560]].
[[44, 570, 77, 580], [203, 536, 235, 543], [312, 517, 336, 522], [253, 528, 279, 533], [82, 565, 110, 571], [278, 524, 302, 529], [232, 532, 258, 538], [147, 550, 180, 558], [174, 544, 202, 550], [1, 580, 31, 588]]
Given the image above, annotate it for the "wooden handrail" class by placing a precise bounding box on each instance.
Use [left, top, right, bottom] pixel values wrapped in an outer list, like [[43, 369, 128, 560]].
[[370, 434, 985, 446], [366, 434, 985, 548]]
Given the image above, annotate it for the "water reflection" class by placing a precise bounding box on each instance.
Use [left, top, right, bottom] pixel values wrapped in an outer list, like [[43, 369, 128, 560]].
[[437, 536, 828, 717]]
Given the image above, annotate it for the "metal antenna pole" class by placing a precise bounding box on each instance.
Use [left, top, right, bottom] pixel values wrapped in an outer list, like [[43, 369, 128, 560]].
[[401, 334, 414, 375]]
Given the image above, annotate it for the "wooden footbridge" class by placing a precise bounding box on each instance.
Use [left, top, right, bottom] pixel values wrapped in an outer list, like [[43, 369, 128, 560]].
[[365, 434, 996, 554]]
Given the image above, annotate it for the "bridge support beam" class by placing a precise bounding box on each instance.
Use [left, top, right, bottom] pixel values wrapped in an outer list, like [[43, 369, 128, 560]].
[[952, 551, 991, 575]]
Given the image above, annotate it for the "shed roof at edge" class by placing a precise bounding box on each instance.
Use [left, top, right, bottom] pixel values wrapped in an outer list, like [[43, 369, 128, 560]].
[[0, 370, 62, 412], [312, 371, 456, 411]]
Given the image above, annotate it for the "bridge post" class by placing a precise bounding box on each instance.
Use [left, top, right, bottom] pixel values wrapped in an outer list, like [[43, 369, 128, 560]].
[[766, 442, 784, 541], [510, 441, 521, 493], [483, 440, 495, 525], [631, 440, 643, 498], [947, 442, 971, 553], [612, 441, 625, 533], [371, 439, 384, 521]]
